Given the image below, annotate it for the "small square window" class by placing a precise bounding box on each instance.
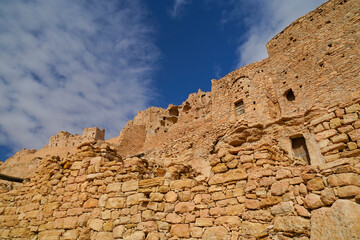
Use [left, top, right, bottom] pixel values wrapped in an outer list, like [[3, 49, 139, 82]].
[[235, 100, 245, 115]]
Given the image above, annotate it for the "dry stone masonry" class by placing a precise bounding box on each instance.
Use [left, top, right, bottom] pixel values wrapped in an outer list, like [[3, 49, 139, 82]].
[[0, 0, 360, 239]]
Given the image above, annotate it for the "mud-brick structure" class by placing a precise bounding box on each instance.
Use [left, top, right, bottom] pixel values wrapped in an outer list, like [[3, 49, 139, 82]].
[[0, 0, 360, 239]]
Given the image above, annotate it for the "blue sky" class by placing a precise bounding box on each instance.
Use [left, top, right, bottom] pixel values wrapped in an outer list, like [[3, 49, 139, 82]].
[[0, 0, 326, 161]]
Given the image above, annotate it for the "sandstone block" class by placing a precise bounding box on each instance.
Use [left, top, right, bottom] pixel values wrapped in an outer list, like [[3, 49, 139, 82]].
[[311, 199, 360, 240], [174, 202, 195, 213], [166, 213, 182, 223], [142, 221, 158, 233], [274, 216, 310, 234], [217, 148, 228, 158], [254, 152, 271, 159], [208, 168, 247, 185], [209, 207, 225, 216], [337, 125, 354, 133], [164, 191, 178, 202], [271, 180, 289, 196], [127, 193, 146, 206], [341, 149, 360, 157], [337, 185, 360, 198], [170, 224, 190, 238], [70, 161, 82, 170], [354, 120, 360, 129], [330, 133, 348, 143], [275, 169, 293, 180], [226, 159, 239, 169], [242, 210, 273, 222], [95, 232, 113, 240], [260, 196, 282, 208], [66, 208, 83, 216], [329, 118, 341, 128], [9, 228, 28, 238], [318, 138, 330, 148], [65, 183, 79, 192], [294, 204, 310, 218], [214, 216, 241, 227], [83, 198, 98, 208], [90, 156, 102, 165], [241, 221, 269, 236], [222, 153, 235, 162], [335, 109, 345, 117], [315, 129, 338, 141], [321, 142, 346, 154], [259, 177, 276, 187], [348, 129, 360, 141], [123, 231, 145, 240], [245, 199, 260, 209], [139, 177, 164, 188], [343, 113, 358, 124], [304, 193, 323, 209], [145, 232, 160, 240], [195, 217, 214, 227], [43, 202, 60, 212], [271, 201, 294, 215], [290, 176, 303, 185], [307, 177, 325, 191], [327, 173, 360, 187], [225, 204, 245, 216], [345, 104, 360, 113], [62, 229, 79, 240], [314, 123, 325, 133], [212, 163, 228, 173], [106, 197, 125, 209], [150, 193, 164, 202], [89, 218, 103, 231], [347, 141, 358, 150], [212, 191, 226, 201], [320, 188, 337, 206], [310, 113, 335, 126], [170, 179, 195, 189], [122, 180, 138, 192], [240, 154, 254, 162], [106, 183, 121, 193], [38, 230, 62, 240], [203, 226, 228, 240], [190, 227, 203, 238]]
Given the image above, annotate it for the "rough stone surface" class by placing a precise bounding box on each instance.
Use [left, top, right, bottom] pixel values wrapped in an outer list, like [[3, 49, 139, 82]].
[[311, 200, 360, 240], [0, 2, 360, 240]]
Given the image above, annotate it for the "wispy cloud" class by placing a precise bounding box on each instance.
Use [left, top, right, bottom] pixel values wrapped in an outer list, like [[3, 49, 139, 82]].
[[169, 0, 191, 19], [0, 0, 159, 152], [221, 0, 326, 67]]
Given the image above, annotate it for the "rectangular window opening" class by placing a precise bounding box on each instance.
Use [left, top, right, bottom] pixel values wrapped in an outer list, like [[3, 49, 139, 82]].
[[235, 100, 245, 115], [291, 136, 310, 164]]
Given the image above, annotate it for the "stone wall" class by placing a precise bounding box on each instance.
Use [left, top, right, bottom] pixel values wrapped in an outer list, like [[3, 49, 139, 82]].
[[0, 141, 359, 240], [1, 0, 360, 239], [49, 127, 105, 148]]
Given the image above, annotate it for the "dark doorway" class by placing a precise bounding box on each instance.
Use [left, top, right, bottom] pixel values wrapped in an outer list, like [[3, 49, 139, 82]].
[[291, 136, 310, 164], [285, 89, 295, 101]]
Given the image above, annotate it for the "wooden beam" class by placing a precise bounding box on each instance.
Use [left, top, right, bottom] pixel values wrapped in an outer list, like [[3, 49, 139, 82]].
[[0, 173, 28, 183]]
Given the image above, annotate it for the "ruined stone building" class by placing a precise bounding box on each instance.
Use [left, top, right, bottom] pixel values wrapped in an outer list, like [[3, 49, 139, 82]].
[[0, 0, 359, 239]]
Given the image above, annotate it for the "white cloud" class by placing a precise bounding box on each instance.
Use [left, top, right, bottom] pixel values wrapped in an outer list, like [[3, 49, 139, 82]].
[[223, 0, 327, 67], [169, 0, 191, 19], [0, 0, 159, 151]]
